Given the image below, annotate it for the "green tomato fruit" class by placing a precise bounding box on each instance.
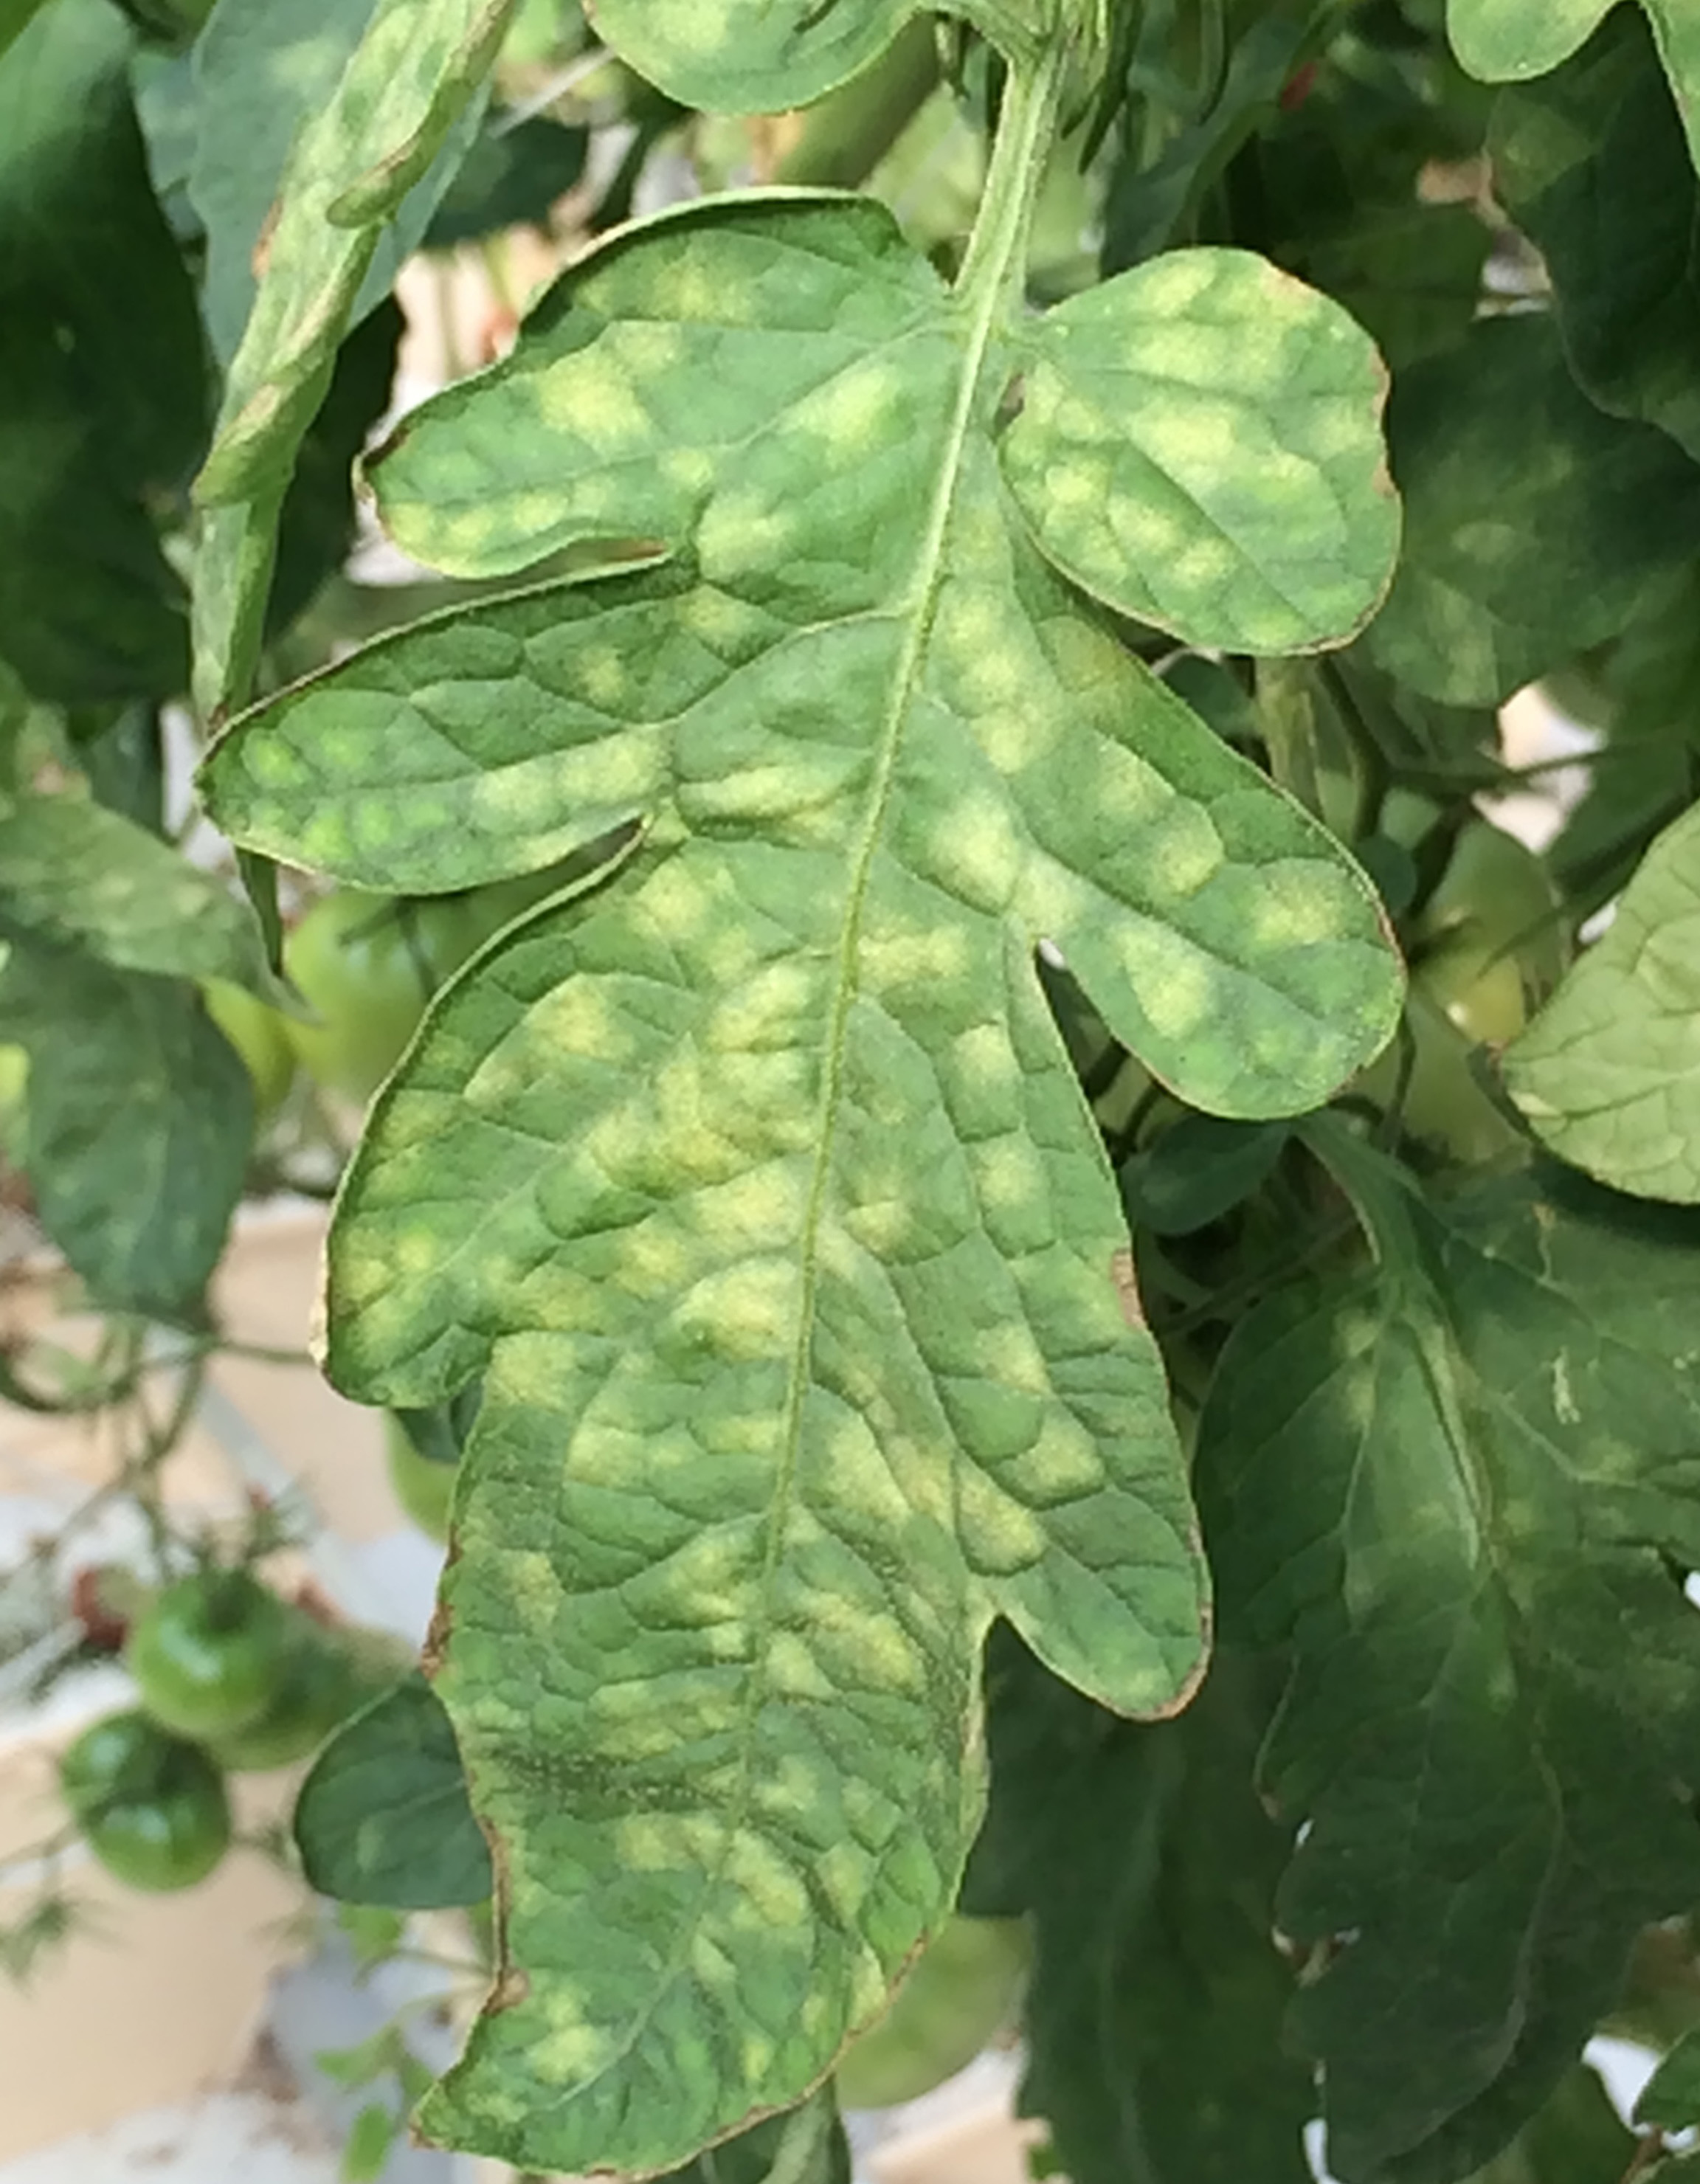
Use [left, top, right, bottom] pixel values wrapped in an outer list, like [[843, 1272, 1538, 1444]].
[[1416, 819, 1569, 1005], [836, 1916, 1031, 2110], [385, 1414, 457, 1544], [60, 1709, 231, 1893], [209, 1609, 410, 1773], [126, 1571, 294, 1741], [283, 889, 485, 1103], [201, 979, 295, 1119]]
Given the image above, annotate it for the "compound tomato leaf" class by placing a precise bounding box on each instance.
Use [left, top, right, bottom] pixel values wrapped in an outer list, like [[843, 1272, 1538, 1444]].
[[1198, 1164, 1700, 2184], [294, 1675, 492, 1910], [0, 938, 250, 1319], [1363, 315, 1700, 707], [201, 66, 1404, 2174], [189, 0, 512, 720], [1449, 0, 1700, 176], [1504, 803, 1700, 1203], [1490, 10, 1700, 464], [1002, 249, 1399, 654], [0, 792, 277, 995]]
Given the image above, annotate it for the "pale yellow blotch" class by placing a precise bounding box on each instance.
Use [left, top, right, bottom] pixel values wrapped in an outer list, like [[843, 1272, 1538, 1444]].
[[529, 2013, 618, 2088], [815, 1841, 876, 1925], [612, 1217, 694, 1298], [641, 859, 719, 944], [976, 1319, 1048, 1395], [533, 980, 630, 1065], [1243, 878, 1347, 950], [1138, 403, 1242, 480], [975, 1136, 1048, 1217], [1143, 808, 1227, 897], [503, 1549, 562, 1639], [796, 362, 902, 452], [677, 584, 761, 649], [393, 1229, 440, 1279], [576, 643, 629, 708], [691, 1164, 809, 1253], [725, 1833, 810, 1928], [697, 488, 794, 581], [860, 919, 975, 989], [705, 960, 818, 1053], [1112, 497, 1186, 564], [619, 321, 687, 374], [925, 788, 1024, 910], [674, 1258, 801, 1363], [1130, 945, 1214, 1040], [661, 445, 716, 495], [977, 706, 1057, 772], [1094, 750, 1177, 829], [1043, 460, 1105, 514], [1172, 538, 1237, 596], [766, 1630, 832, 1701], [539, 345, 652, 449], [742, 2031, 779, 2083], [1012, 1410, 1108, 1503], [1130, 253, 1217, 317], [953, 1022, 1019, 1090], [956, 1466, 1046, 1575], [844, 1194, 911, 1259]]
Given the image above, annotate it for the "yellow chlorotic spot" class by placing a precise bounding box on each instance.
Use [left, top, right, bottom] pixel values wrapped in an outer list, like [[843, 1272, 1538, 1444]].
[[860, 919, 975, 989], [613, 1219, 694, 1297], [956, 1467, 1046, 1573], [538, 345, 653, 448], [705, 959, 820, 1053], [742, 2031, 778, 2083], [976, 1319, 1048, 1395], [952, 1023, 1018, 1090], [976, 704, 1056, 773], [531, 981, 630, 1065], [1130, 254, 1217, 317], [393, 1228, 442, 1279], [798, 363, 902, 451], [691, 1163, 809, 1251], [503, 1549, 562, 1637], [697, 491, 794, 580], [814, 1841, 874, 1925], [677, 584, 761, 649], [530, 2014, 617, 2088], [1138, 403, 1243, 479], [844, 1195, 911, 1259], [767, 1630, 833, 1701], [641, 860, 719, 942], [725, 1834, 810, 1928], [674, 1258, 801, 1362], [619, 321, 687, 375], [1133, 946, 1215, 1041], [1010, 1411, 1107, 1502], [974, 1136, 1046, 1215], [1244, 873, 1350, 949], [1142, 807, 1227, 896], [576, 644, 629, 708], [1172, 538, 1237, 597], [926, 790, 1024, 910]]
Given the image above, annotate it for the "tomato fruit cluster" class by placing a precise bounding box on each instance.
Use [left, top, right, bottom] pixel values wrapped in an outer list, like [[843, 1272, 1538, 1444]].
[[58, 1710, 230, 1894]]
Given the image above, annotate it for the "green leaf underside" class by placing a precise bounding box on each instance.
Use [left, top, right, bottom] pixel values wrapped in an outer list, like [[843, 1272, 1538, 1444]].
[[0, 939, 250, 1317], [1364, 314, 1700, 708], [979, 1641, 1313, 2184], [293, 1676, 492, 1909], [1449, 1, 1700, 176], [1198, 1169, 1700, 2184], [189, 0, 512, 718], [204, 163, 1405, 2171], [1490, 10, 1700, 463], [1505, 804, 1700, 1202], [0, 793, 273, 992]]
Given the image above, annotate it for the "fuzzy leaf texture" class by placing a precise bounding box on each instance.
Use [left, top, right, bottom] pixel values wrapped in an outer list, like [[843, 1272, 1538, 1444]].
[[1448, 0, 1700, 173], [1198, 1164, 1700, 2184], [1504, 803, 1700, 1202], [203, 139, 1403, 2174], [189, 0, 513, 718]]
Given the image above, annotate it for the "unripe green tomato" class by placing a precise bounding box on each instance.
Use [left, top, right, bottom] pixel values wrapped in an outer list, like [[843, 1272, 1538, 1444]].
[[836, 1916, 1031, 2110], [283, 889, 484, 1103], [201, 979, 295, 1118], [1416, 820, 1568, 1006], [385, 1414, 457, 1544], [126, 1571, 294, 1741], [60, 1709, 231, 1893], [1354, 981, 1525, 1167]]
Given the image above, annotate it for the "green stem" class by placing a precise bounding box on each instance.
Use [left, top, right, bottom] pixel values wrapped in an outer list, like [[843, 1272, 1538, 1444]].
[[953, 30, 1072, 306]]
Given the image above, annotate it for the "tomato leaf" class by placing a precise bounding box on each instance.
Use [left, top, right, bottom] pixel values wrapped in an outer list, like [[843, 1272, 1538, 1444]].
[[1504, 802, 1700, 1202], [591, 0, 926, 113], [188, 0, 512, 719], [972, 1637, 1313, 2184], [1448, 0, 1700, 177], [293, 1675, 492, 1910], [1490, 10, 1700, 463], [652, 2095, 851, 2184], [1637, 2026, 1700, 2134], [0, 0, 206, 703], [203, 65, 1405, 2169], [0, 939, 251, 1319], [0, 792, 276, 994], [1468, 2066, 1638, 2184], [1364, 316, 1700, 707], [1197, 1157, 1700, 2184]]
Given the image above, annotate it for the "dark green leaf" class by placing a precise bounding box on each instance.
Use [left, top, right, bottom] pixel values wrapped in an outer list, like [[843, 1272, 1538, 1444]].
[[652, 2095, 851, 2184], [0, 938, 250, 1318], [1491, 10, 1700, 461], [0, 0, 207, 702], [422, 112, 587, 248], [68, 704, 166, 836], [1121, 1115, 1290, 1236], [294, 1675, 493, 1910], [1468, 2064, 1637, 2184], [1198, 1153, 1700, 2184], [1638, 2026, 1700, 2133], [974, 1635, 1313, 2184], [392, 1382, 482, 1467], [1364, 315, 1700, 706]]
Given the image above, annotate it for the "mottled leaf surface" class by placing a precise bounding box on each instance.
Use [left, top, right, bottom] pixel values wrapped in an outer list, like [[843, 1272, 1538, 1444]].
[[1450, 0, 1700, 175], [1364, 315, 1700, 706], [0, 792, 274, 991], [294, 1676, 492, 1909], [1198, 1160, 1700, 2184], [592, 0, 924, 113], [970, 1637, 1313, 2184], [202, 147, 1403, 2175], [0, 939, 250, 1318], [1490, 10, 1700, 460], [189, 0, 511, 717], [1505, 804, 1700, 1203]]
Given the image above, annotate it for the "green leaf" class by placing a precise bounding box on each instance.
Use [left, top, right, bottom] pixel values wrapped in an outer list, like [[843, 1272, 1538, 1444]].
[[1638, 2026, 1700, 2134], [189, 0, 513, 720], [973, 1636, 1313, 2184], [187, 0, 491, 365], [421, 111, 587, 249], [1468, 2065, 1637, 2184], [1364, 314, 1700, 708], [1448, 0, 1700, 176], [652, 2094, 851, 2184], [1001, 249, 1400, 654], [340, 2101, 398, 2184], [0, 792, 274, 990], [1197, 1153, 1700, 2184], [1490, 10, 1700, 462], [293, 1675, 493, 1910], [592, 0, 923, 114], [1504, 802, 1700, 1203], [0, 0, 51, 65], [1120, 1114, 1290, 1237], [202, 78, 1406, 2172], [0, 0, 207, 703], [0, 939, 250, 1318]]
